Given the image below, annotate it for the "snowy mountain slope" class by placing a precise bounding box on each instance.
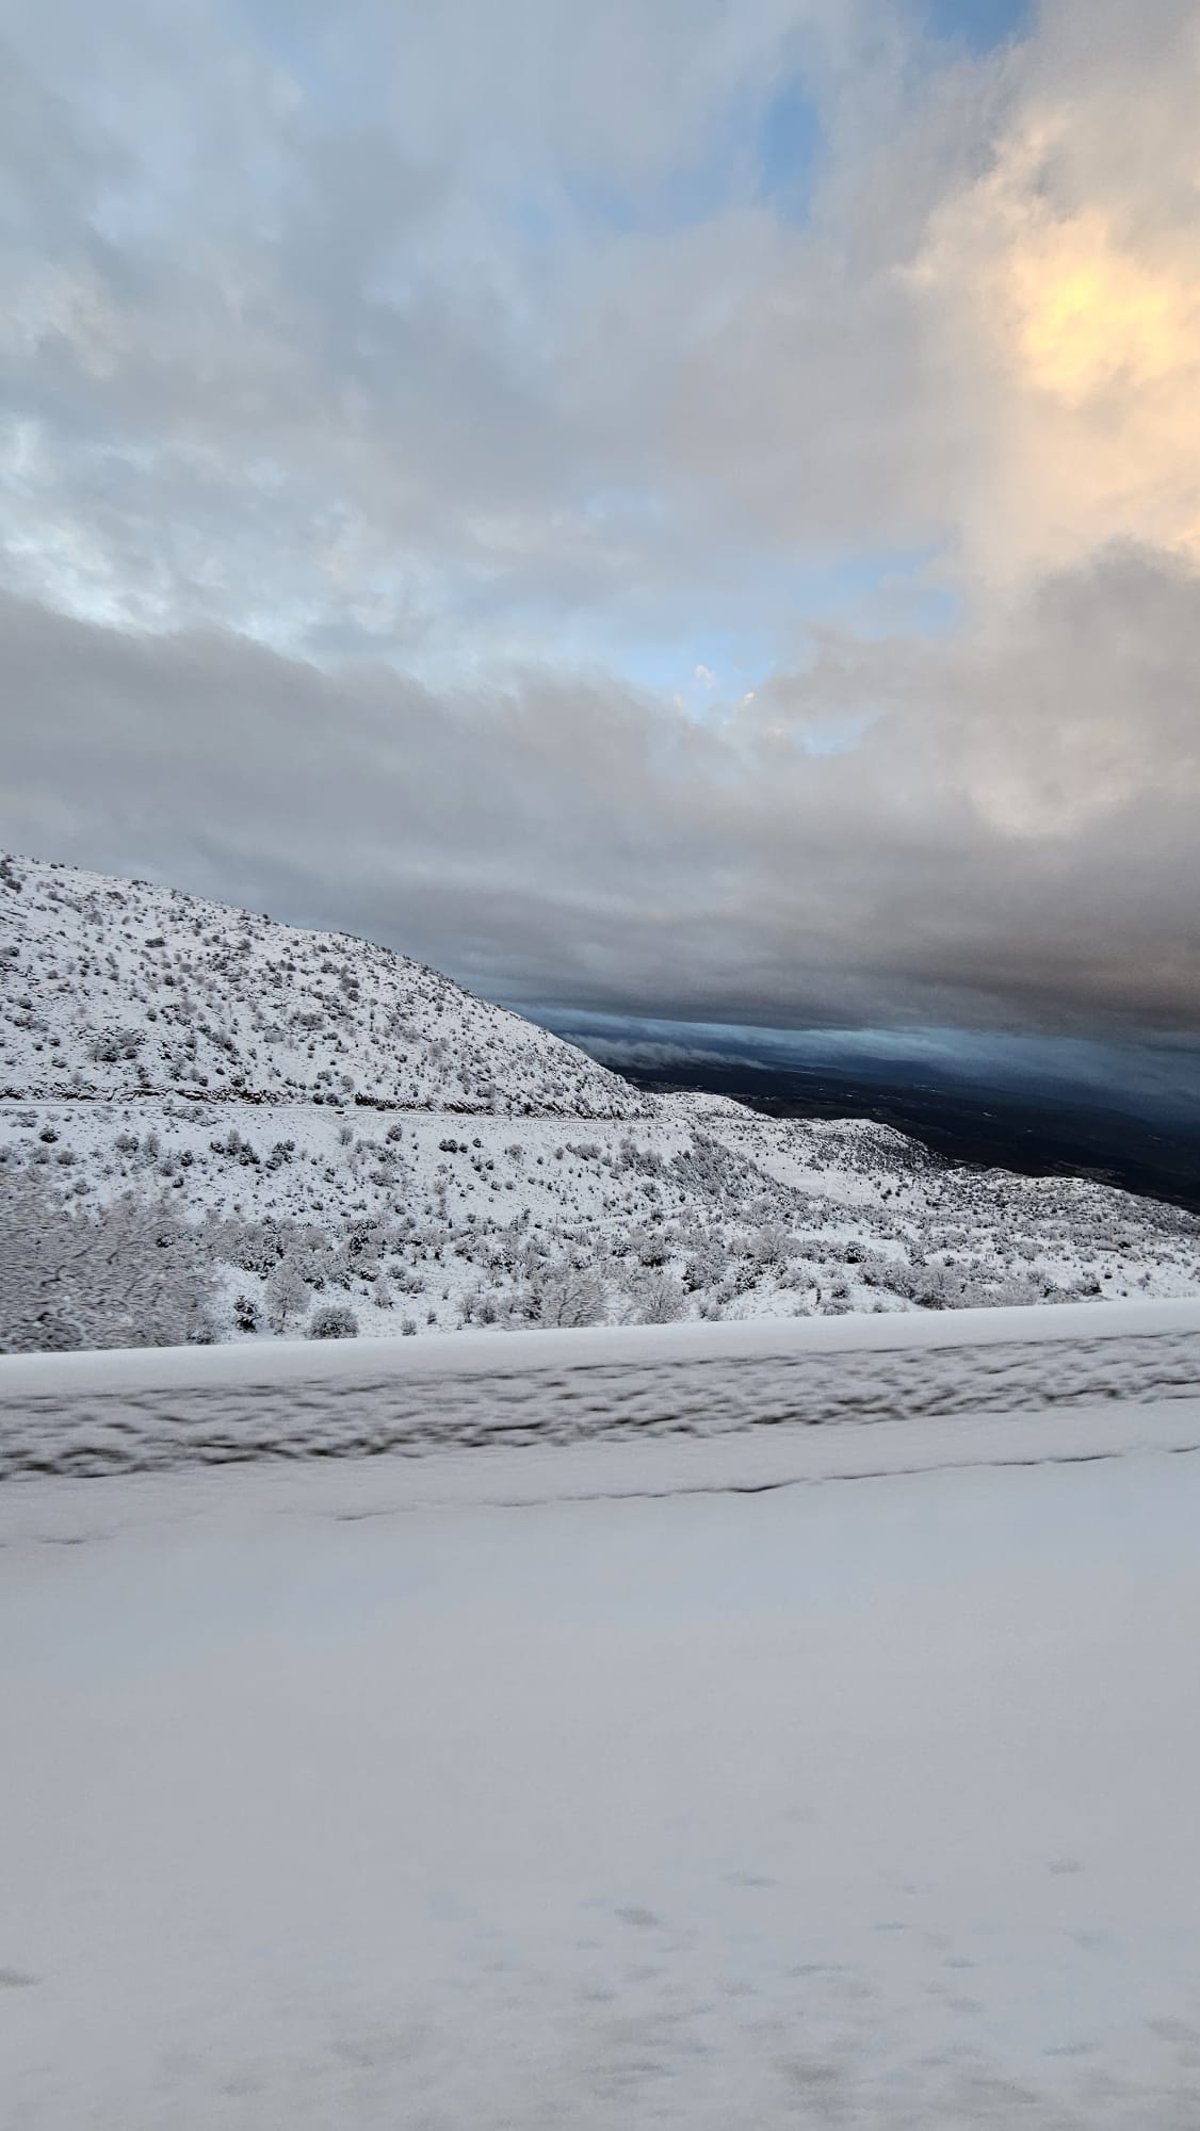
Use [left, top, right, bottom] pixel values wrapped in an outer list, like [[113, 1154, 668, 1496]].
[[5, 1089, 1197, 1346], [0, 852, 644, 1117], [2, 851, 1198, 1348]]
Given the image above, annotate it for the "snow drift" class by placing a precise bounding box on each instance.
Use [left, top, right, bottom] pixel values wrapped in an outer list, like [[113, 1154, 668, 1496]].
[[3, 1295, 1199, 1479]]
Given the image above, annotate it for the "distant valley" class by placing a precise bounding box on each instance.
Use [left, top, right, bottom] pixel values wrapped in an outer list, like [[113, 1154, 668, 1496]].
[[614, 1057, 1200, 1217]]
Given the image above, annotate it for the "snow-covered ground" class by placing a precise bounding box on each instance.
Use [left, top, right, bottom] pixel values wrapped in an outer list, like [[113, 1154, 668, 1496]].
[[4, 1296, 1200, 1477], [4, 1395, 1200, 2129]]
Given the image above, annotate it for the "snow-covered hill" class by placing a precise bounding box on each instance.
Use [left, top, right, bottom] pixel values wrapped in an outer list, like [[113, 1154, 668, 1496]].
[[2, 851, 1198, 1349], [0, 852, 643, 1117]]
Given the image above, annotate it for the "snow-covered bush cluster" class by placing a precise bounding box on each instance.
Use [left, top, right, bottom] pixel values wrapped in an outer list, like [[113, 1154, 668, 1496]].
[[0, 1168, 216, 1353], [2, 851, 1198, 1352]]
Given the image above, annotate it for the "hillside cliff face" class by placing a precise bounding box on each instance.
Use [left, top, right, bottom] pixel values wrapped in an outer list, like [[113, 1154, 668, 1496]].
[[0, 852, 644, 1118], [2, 851, 1198, 1351]]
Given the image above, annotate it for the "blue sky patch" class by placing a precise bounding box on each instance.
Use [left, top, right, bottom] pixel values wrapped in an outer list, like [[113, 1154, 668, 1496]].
[[923, 0, 1033, 56], [757, 78, 822, 224]]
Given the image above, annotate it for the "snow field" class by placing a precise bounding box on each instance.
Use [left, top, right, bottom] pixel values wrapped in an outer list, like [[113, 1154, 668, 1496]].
[[3, 1433, 1200, 2127]]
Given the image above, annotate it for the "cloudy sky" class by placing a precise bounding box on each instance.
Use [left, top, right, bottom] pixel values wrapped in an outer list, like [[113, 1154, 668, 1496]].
[[2, 0, 1198, 1040]]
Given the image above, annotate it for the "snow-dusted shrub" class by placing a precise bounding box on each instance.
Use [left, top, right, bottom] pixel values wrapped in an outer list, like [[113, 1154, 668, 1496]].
[[0, 1168, 217, 1352], [627, 1270, 686, 1324], [220, 1219, 283, 1276], [87, 1027, 144, 1064], [307, 1303, 358, 1339], [748, 1221, 793, 1269], [682, 1235, 726, 1293], [896, 1257, 1049, 1311], [519, 1258, 606, 1327], [953, 1271, 1052, 1310], [459, 1285, 500, 1327]]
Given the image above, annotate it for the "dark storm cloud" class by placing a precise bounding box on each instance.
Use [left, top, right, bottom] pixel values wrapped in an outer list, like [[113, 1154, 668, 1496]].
[[3, 543, 1197, 1032]]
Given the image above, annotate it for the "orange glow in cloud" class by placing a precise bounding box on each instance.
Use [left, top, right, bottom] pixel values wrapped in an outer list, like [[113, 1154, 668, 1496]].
[[1009, 212, 1189, 406], [914, 118, 1200, 580]]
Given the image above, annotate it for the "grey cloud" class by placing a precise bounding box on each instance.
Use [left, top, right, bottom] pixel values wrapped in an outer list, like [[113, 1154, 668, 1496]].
[[2, 544, 1197, 1033]]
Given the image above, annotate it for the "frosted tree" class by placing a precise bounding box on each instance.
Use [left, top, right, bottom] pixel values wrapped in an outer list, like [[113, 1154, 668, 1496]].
[[264, 1258, 311, 1333], [748, 1221, 793, 1269], [519, 1258, 607, 1327], [625, 1269, 686, 1323], [0, 1167, 217, 1352]]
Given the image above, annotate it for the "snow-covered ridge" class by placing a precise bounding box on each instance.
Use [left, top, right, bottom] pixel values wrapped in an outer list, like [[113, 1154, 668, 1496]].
[[0, 851, 643, 1117]]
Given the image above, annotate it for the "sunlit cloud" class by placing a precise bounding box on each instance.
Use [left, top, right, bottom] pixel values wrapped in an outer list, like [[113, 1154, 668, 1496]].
[[914, 57, 1200, 584]]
